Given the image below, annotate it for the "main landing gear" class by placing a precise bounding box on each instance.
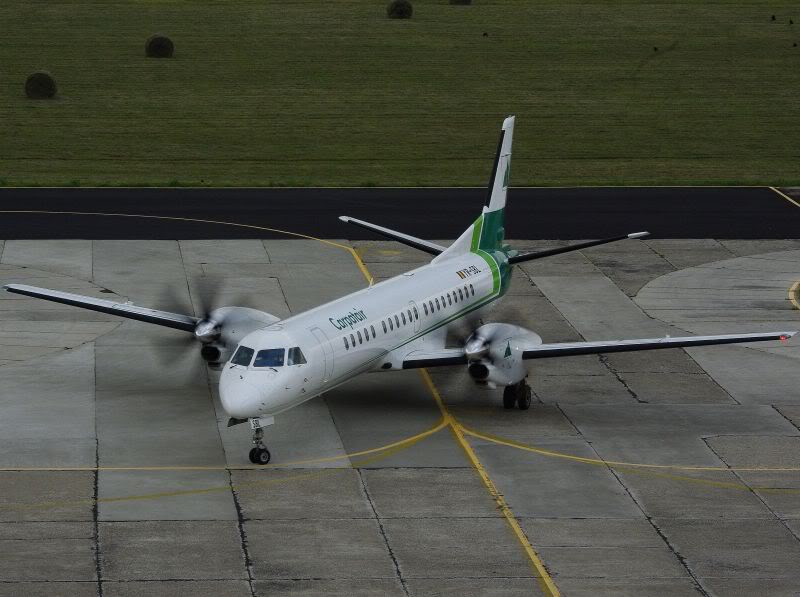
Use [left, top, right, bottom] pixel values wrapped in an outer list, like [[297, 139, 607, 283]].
[[248, 427, 271, 465], [503, 379, 532, 410]]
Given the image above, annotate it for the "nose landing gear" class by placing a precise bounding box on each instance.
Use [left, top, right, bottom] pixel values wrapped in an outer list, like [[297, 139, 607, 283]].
[[503, 379, 532, 410], [248, 427, 271, 465]]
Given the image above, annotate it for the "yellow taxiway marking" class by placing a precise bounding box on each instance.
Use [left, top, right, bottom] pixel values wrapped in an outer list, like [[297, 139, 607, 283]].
[[0, 419, 447, 473], [770, 186, 800, 208], [0, 210, 375, 285], [789, 281, 800, 311], [419, 370, 560, 597], [463, 427, 800, 473], [1, 429, 434, 512]]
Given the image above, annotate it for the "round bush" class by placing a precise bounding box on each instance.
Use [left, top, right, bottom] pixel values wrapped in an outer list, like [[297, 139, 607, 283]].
[[450, 0, 472, 4], [145, 34, 174, 58], [387, 0, 413, 19], [25, 71, 57, 99]]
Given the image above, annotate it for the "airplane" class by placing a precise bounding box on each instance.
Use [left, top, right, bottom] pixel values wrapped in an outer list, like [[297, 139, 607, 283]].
[[4, 116, 796, 465]]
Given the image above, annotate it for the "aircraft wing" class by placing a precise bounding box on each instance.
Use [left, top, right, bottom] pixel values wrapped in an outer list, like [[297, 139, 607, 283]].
[[402, 348, 468, 369], [3, 284, 200, 332], [521, 331, 796, 359], [400, 331, 795, 368]]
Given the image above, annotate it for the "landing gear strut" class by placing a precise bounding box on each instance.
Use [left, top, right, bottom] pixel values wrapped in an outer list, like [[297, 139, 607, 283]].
[[248, 427, 271, 465], [503, 379, 532, 410]]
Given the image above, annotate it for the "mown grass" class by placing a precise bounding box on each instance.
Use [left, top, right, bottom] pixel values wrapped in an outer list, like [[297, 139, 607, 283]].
[[0, 1, 798, 186]]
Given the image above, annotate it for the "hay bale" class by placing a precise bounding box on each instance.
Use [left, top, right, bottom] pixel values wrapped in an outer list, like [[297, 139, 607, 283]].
[[145, 34, 174, 58], [450, 0, 472, 4], [25, 71, 57, 99], [387, 0, 413, 19]]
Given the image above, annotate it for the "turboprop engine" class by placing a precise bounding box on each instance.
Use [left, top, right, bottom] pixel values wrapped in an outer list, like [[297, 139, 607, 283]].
[[465, 323, 542, 388], [194, 306, 280, 367]]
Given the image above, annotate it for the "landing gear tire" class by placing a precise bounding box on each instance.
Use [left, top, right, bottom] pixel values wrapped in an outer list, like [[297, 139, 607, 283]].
[[249, 426, 271, 465], [249, 447, 271, 465], [502, 386, 517, 409], [517, 382, 532, 410]]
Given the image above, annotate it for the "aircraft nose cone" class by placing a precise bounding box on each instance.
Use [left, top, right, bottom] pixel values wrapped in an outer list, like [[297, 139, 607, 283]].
[[219, 367, 263, 419]]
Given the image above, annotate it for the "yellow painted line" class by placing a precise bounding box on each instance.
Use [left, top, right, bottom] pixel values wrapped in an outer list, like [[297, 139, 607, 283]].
[[0, 418, 447, 473], [0, 209, 375, 285], [419, 370, 559, 597], [789, 281, 800, 311], [462, 426, 800, 473], [769, 186, 800, 208], [1, 427, 432, 512]]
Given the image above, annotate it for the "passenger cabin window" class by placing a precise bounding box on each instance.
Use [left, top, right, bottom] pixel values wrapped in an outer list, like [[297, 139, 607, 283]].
[[469, 284, 475, 296], [464, 285, 468, 298], [458, 288, 464, 301], [423, 303, 428, 316], [231, 346, 254, 367], [435, 298, 440, 310], [401, 312, 406, 325], [357, 330, 363, 344], [447, 294, 452, 306], [383, 320, 388, 333], [344, 337, 349, 349], [350, 333, 356, 346], [394, 315, 400, 327], [371, 325, 376, 338], [389, 318, 394, 331], [254, 348, 284, 367], [413, 306, 418, 320], [288, 347, 307, 365]]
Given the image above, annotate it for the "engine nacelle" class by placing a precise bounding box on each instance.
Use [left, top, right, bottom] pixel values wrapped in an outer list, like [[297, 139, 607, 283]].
[[201, 307, 280, 367], [466, 323, 542, 388]]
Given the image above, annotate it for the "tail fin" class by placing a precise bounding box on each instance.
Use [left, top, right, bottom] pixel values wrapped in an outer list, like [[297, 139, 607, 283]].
[[434, 115, 514, 261]]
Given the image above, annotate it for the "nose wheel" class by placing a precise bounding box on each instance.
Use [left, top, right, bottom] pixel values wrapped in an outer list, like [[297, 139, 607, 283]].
[[503, 380, 532, 410], [248, 427, 271, 465]]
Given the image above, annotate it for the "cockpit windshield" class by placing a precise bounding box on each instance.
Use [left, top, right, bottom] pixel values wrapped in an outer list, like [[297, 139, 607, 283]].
[[231, 346, 254, 367], [254, 348, 285, 367]]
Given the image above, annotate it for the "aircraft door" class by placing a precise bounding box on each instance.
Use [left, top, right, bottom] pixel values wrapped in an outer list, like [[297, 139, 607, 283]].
[[409, 300, 421, 333], [310, 327, 334, 382]]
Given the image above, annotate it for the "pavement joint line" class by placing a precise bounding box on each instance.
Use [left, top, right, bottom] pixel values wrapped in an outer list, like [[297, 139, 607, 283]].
[[418, 369, 560, 597], [789, 281, 800, 310], [770, 186, 800, 208]]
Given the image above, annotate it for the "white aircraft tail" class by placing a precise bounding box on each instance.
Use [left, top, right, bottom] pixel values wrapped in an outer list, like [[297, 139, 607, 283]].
[[434, 115, 515, 262]]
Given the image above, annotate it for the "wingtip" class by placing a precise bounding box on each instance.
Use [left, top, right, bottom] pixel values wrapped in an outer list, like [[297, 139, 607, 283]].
[[628, 231, 650, 239], [339, 216, 351, 223]]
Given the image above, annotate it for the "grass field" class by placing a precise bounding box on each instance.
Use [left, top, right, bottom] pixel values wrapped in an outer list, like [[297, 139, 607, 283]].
[[0, 1, 798, 186]]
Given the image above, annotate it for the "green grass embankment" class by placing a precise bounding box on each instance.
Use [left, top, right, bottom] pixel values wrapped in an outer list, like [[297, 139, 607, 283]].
[[0, 1, 798, 186]]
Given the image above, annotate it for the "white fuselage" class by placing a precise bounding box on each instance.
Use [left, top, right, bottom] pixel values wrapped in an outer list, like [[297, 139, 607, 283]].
[[218, 251, 502, 419]]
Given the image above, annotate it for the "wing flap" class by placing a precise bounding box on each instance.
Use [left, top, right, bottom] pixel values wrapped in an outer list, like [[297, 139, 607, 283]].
[[402, 348, 467, 369], [3, 284, 199, 333], [522, 331, 796, 359]]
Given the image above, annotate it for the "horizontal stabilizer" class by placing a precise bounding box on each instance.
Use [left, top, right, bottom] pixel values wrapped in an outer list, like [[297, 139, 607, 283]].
[[508, 232, 649, 264], [522, 331, 796, 359], [340, 216, 446, 256], [3, 284, 199, 332]]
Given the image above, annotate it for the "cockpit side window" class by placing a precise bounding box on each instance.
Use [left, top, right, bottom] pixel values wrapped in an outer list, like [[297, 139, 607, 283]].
[[254, 348, 285, 367], [288, 347, 307, 365], [231, 346, 255, 367]]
